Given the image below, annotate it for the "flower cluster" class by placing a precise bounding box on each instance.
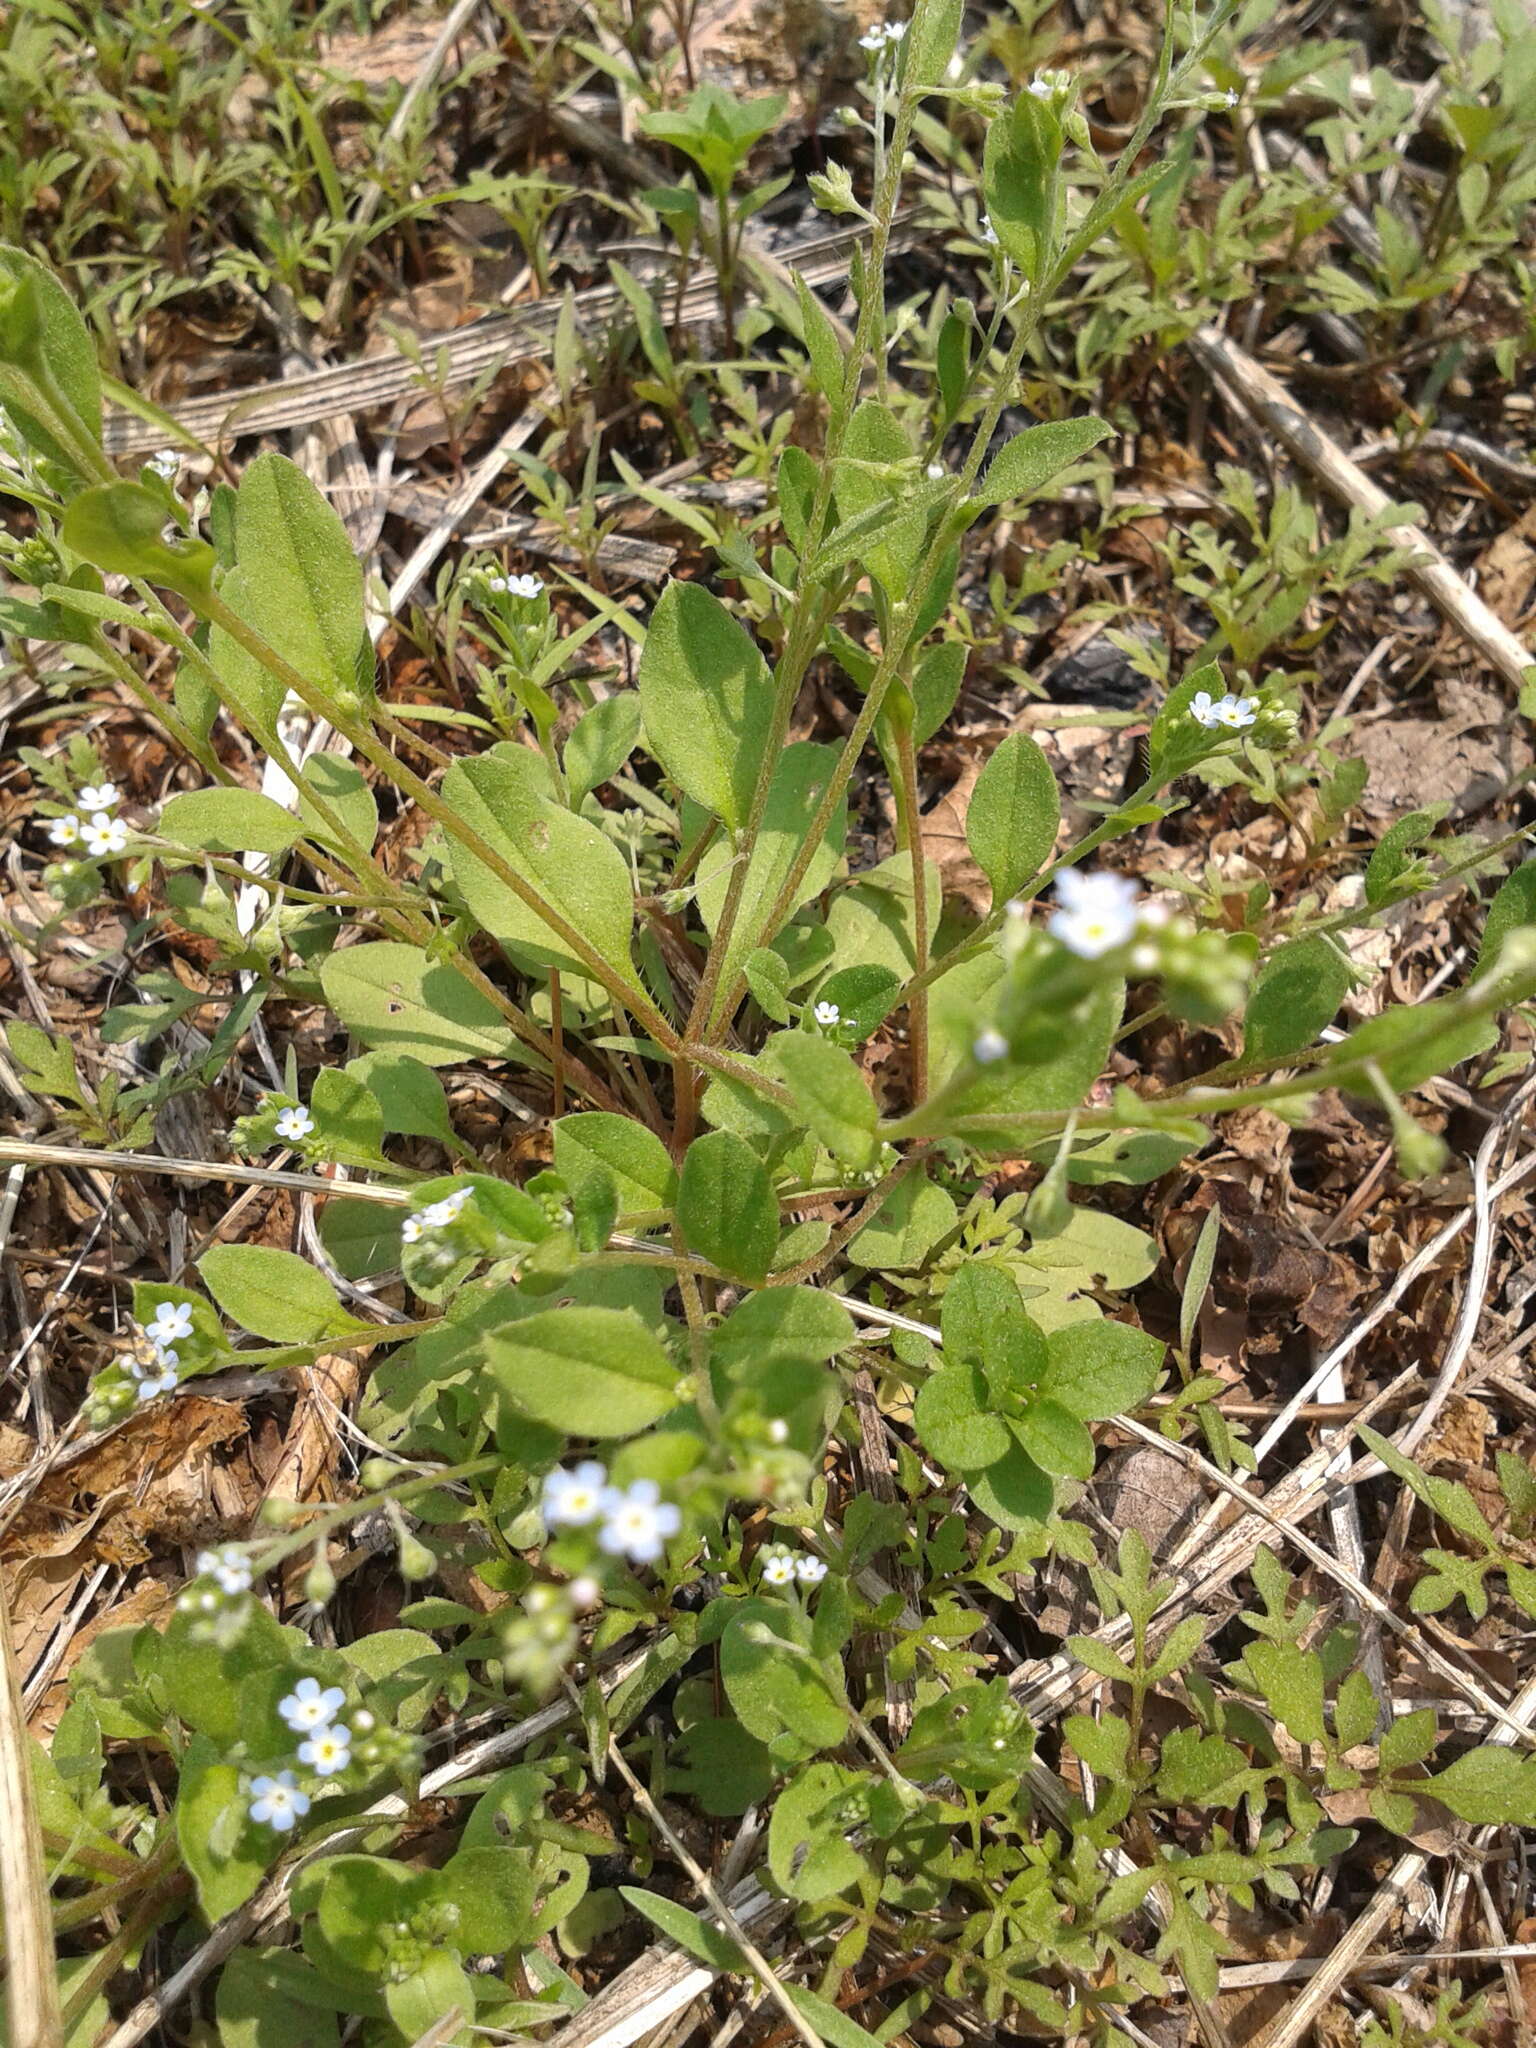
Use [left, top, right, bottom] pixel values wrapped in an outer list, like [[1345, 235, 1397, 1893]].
[[484, 571, 544, 600], [1190, 687, 1258, 730], [175, 1543, 255, 1618], [400, 1186, 472, 1245], [758, 1544, 830, 1588], [1004, 870, 1248, 1021], [858, 17, 907, 51], [542, 1461, 681, 1563], [47, 779, 129, 860], [1027, 68, 1074, 99], [248, 1678, 358, 1831], [124, 1297, 195, 1405]]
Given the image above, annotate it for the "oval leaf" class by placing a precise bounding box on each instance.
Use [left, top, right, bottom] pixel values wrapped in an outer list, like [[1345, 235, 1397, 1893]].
[[487, 1306, 679, 1437], [965, 731, 1061, 906], [638, 581, 775, 832]]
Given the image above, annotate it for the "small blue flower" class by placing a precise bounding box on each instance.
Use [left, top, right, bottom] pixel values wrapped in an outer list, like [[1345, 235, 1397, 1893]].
[[279, 1676, 346, 1733], [249, 1771, 309, 1831]]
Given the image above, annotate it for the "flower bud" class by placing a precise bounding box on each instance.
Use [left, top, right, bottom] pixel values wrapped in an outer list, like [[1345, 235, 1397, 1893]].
[[303, 1554, 337, 1606]]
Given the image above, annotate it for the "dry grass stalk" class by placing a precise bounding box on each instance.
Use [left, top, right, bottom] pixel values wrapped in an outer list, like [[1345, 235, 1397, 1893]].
[[0, 1561, 65, 2048]]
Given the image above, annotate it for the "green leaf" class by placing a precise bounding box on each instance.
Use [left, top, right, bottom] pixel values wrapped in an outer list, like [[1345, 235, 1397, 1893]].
[[443, 748, 639, 988], [968, 1436, 1056, 1531], [1333, 993, 1498, 1095], [1154, 1726, 1249, 1805], [1068, 1635, 1136, 1684], [1334, 1668, 1381, 1752], [315, 1856, 439, 1975], [973, 417, 1111, 510], [744, 946, 792, 1023], [320, 942, 521, 1067], [831, 399, 926, 594], [768, 1761, 870, 1900], [1041, 1319, 1164, 1419], [199, 1244, 363, 1344], [915, 1361, 1012, 1472], [847, 1173, 957, 1272], [309, 1068, 386, 1168], [638, 580, 775, 832], [566, 693, 642, 806], [215, 1952, 349, 2046], [619, 1888, 747, 1972], [1379, 1707, 1437, 1771], [176, 1735, 271, 1921], [670, 1715, 775, 1815], [297, 754, 378, 856], [812, 962, 902, 1040], [487, 1305, 679, 1437], [317, 1197, 402, 1281], [719, 1602, 846, 1755], [762, 1033, 878, 1169], [1476, 860, 1536, 978], [1243, 936, 1355, 1064], [1013, 1397, 1095, 1480], [964, 731, 1061, 906], [1365, 804, 1446, 906], [158, 787, 301, 858], [346, 1051, 459, 1148], [940, 1263, 1022, 1369], [62, 482, 214, 596], [0, 243, 103, 476], [690, 742, 846, 1027], [928, 953, 1121, 1153], [981, 91, 1062, 283], [1179, 1204, 1222, 1358], [776, 443, 818, 554], [438, 1842, 536, 1953], [1245, 1640, 1326, 1746], [383, 1959, 472, 2047], [909, 639, 967, 745], [712, 1287, 853, 1370], [231, 452, 368, 717], [1427, 1746, 1536, 1825], [784, 1984, 885, 2048], [678, 1129, 779, 1283], [905, 0, 964, 88], [793, 269, 845, 400], [554, 1112, 678, 1219]]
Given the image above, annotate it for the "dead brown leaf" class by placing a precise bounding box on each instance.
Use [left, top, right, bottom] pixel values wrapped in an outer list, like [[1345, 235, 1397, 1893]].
[[1474, 506, 1536, 628], [920, 751, 990, 918]]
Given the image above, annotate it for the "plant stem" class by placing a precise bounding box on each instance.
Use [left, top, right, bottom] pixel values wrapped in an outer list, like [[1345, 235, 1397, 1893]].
[[892, 718, 930, 1102]]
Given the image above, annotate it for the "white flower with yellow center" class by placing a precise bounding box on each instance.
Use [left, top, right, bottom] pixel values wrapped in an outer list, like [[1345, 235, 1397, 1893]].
[[543, 1460, 608, 1527], [1048, 870, 1140, 959], [81, 812, 128, 858], [297, 1723, 352, 1776]]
